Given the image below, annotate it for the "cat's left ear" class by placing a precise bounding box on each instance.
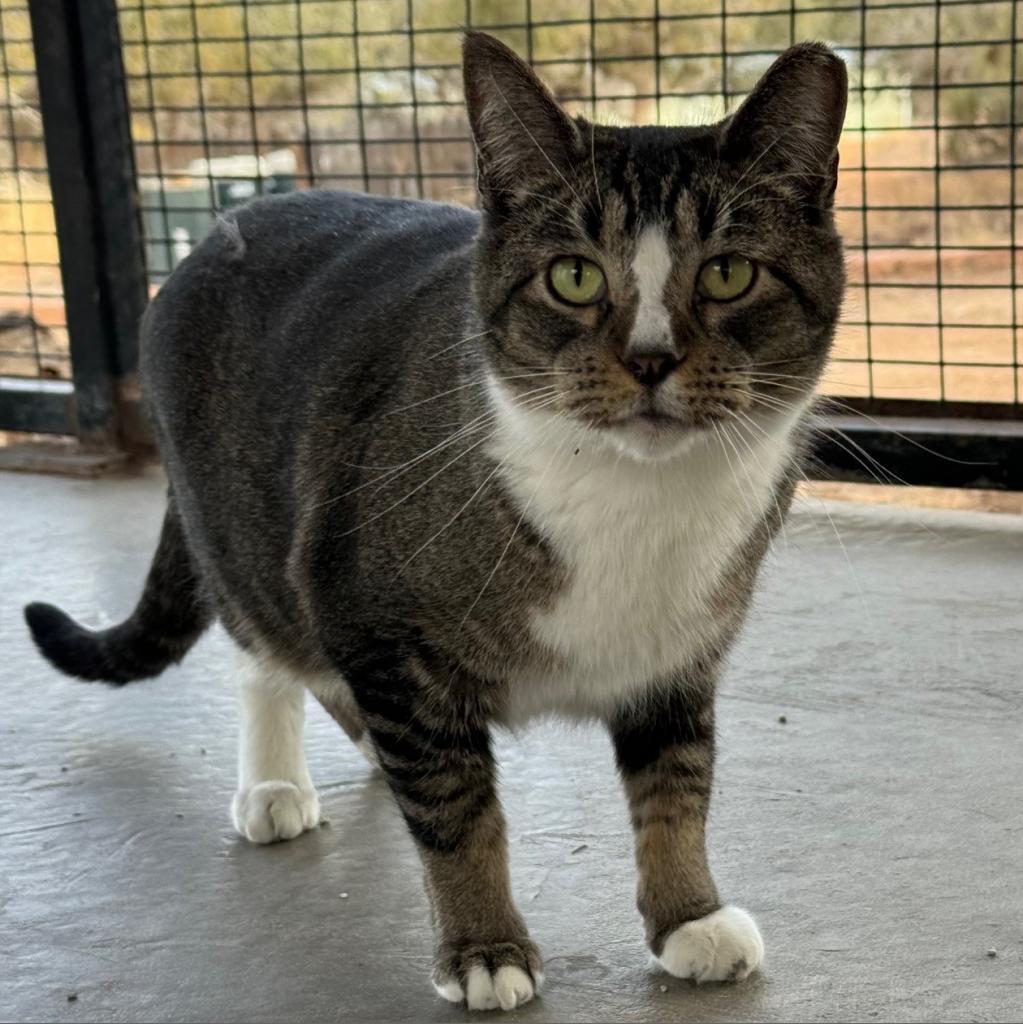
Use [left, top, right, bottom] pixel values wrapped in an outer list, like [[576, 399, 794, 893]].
[[722, 43, 848, 208], [462, 31, 581, 210]]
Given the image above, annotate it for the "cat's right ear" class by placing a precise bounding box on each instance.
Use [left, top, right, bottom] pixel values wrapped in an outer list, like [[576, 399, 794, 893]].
[[462, 31, 580, 210]]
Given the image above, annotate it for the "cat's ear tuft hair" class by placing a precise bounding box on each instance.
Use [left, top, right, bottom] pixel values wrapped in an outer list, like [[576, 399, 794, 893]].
[[462, 31, 580, 209], [723, 42, 848, 207]]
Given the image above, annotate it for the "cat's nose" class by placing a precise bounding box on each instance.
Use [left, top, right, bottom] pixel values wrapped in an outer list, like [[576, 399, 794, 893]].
[[622, 352, 681, 388]]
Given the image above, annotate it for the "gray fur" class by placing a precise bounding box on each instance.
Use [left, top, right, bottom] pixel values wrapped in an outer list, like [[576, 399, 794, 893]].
[[25, 33, 848, 1006]]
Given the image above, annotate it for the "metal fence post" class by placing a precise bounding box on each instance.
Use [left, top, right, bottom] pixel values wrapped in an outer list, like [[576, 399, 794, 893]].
[[28, 0, 149, 449]]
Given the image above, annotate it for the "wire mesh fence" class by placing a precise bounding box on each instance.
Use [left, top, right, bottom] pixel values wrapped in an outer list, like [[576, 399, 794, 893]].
[[2, 0, 1021, 410], [0, 0, 69, 383]]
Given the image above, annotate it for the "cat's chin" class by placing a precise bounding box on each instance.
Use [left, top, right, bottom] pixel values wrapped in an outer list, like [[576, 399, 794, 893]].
[[603, 417, 707, 462]]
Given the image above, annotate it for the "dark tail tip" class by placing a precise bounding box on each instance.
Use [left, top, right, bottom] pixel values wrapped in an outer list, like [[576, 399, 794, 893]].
[[24, 602, 131, 685]]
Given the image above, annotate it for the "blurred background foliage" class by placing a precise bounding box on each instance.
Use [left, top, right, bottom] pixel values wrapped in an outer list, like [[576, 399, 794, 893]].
[[4, 0, 1016, 180], [1, 0, 1020, 401]]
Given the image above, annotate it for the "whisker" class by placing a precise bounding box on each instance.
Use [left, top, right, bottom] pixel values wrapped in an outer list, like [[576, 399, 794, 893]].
[[325, 385, 559, 502], [394, 421, 545, 577], [740, 385, 994, 474], [802, 487, 878, 639], [396, 463, 505, 576], [746, 391, 803, 416], [590, 121, 603, 213], [487, 185, 581, 221], [380, 375, 562, 420], [725, 415, 792, 550], [459, 413, 574, 628], [329, 409, 496, 483], [736, 357, 818, 371], [711, 421, 757, 528], [339, 431, 497, 538], [815, 426, 913, 489], [742, 390, 925, 492], [718, 166, 829, 223], [486, 73, 586, 210], [339, 390, 567, 538], [811, 395, 995, 469], [425, 328, 492, 362], [714, 135, 784, 216], [718, 419, 769, 528]]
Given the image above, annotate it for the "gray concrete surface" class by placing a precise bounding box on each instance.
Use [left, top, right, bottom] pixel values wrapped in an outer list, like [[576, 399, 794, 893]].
[[1, 468, 1021, 1023]]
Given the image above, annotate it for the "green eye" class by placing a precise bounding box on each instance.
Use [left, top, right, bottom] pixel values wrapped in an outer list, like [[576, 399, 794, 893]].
[[697, 255, 756, 301], [548, 256, 606, 306]]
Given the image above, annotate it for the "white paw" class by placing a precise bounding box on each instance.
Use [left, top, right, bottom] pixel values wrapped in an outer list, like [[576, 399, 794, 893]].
[[231, 780, 321, 844], [656, 905, 764, 983], [433, 965, 539, 1012]]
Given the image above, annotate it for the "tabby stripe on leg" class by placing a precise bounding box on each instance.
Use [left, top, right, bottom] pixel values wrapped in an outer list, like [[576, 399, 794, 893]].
[[609, 680, 721, 954]]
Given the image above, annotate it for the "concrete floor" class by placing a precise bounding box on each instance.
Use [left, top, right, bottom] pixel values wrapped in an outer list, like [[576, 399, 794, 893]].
[[1, 468, 1021, 1023]]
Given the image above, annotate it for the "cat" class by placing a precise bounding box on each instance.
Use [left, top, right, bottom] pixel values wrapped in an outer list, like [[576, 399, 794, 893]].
[[25, 31, 847, 1011]]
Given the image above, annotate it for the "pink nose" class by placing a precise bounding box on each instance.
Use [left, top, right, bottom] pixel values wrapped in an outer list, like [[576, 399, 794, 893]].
[[621, 352, 680, 388]]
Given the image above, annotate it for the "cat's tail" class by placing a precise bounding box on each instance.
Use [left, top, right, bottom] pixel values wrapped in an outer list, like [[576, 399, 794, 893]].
[[24, 499, 212, 685]]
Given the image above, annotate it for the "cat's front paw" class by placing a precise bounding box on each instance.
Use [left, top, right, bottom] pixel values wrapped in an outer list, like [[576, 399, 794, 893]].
[[655, 905, 764, 983], [231, 780, 321, 844], [432, 939, 543, 1011]]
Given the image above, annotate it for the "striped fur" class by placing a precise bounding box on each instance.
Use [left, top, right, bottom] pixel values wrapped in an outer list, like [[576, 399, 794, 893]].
[[24, 32, 847, 1011]]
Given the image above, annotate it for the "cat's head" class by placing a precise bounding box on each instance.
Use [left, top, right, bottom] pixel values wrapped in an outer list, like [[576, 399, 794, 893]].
[[463, 32, 847, 460]]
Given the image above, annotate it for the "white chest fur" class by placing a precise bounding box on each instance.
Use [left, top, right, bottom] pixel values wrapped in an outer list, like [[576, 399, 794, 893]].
[[487, 382, 802, 720]]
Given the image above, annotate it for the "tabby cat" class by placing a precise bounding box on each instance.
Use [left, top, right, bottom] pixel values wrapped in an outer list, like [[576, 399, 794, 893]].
[[26, 32, 847, 1010]]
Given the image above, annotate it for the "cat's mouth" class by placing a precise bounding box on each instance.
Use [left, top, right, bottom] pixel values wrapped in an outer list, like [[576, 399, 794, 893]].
[[635, 410, 679, 427], [628, 396, 695, 431], [568, 385, 744, 453], [600, 394, 739, 457], [600, 399, 693, 434], [599, 407, 703, 461]]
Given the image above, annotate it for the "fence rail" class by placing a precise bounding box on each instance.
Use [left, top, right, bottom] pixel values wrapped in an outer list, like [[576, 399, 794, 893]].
[[1, 0, 1020, 487]]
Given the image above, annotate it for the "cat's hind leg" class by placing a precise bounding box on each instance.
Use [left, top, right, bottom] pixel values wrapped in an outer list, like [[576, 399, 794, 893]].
[[310, 678, 380, 769], [231, 648, 322, 844]]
